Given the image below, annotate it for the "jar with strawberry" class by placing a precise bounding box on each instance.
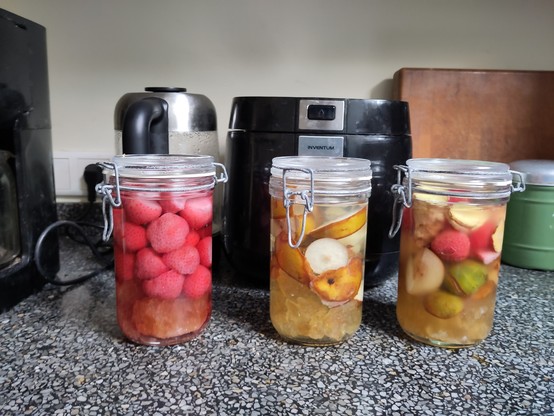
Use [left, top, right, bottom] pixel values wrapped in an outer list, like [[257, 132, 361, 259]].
[[97, 155, 227, 346], [390, 159, 524, 348]]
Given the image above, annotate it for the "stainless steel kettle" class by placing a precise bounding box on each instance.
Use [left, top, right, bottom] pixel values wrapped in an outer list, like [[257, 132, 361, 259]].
[[114, 87, 222, 234], [114, 87, 219, 159]]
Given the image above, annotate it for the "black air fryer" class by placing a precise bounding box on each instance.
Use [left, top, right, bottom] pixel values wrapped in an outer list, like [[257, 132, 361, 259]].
[[223, 97, 411, 289]]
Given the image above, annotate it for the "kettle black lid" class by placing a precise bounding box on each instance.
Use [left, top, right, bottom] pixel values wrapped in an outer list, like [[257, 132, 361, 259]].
[[228, 96, 410, 136]]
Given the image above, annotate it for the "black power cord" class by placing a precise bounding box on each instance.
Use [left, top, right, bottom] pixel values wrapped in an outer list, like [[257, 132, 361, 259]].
[[34, 163, 114, 286]]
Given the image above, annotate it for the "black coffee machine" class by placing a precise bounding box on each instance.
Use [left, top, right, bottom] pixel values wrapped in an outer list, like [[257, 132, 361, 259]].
[[0, 9, 59, 311], [223, 97, 411, 289]]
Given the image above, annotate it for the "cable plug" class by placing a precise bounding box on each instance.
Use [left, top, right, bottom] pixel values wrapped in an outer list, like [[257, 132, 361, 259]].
[[83, 164, 104, 203]]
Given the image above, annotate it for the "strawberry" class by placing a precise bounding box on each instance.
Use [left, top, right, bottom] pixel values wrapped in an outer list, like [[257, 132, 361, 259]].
[[197, 236, 212, 268], [159, 197, 187, 214], [430, 228, 471, 262], [182, 265, 211, 299], [147, 213, 190, 253], [123, 198, 162, 225], [113, 218, 148, 253], [163, 245, 200, 275], [142, 270, 184, 300], [180, 196, 213, 230], [135, 248, 169, 280], [114, 245, 135, 282], [184, 230, 200, 247]]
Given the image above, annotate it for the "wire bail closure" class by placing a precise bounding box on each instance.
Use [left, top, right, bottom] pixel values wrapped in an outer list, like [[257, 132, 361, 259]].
[[282, 167, 314, 248], [388, 164, 411, 239]]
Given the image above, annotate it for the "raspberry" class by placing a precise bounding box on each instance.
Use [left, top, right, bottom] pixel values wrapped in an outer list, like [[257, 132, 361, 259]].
[[197, 236, 212, 268], [147, 213, 190, 253], [180, 196, 213, 230], [142, 270, 185, 300], [114, 245, 135, 282], [159, 197, 187, 214], [182, 265, 211, 299], [135, 248, 169, 280], [163, 245, 200, 275], [123, 198, 162, 225], [430, 229, 471, 262]]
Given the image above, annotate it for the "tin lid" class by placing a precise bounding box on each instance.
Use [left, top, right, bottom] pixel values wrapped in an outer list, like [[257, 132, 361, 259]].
[[509, 160, 554, 186]]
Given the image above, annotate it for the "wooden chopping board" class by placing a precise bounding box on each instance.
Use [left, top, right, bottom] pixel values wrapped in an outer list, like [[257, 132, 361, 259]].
[[392, 68, 554, 163]]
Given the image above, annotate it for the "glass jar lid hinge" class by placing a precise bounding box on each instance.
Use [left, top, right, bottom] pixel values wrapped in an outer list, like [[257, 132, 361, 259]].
[[389, 164, 411, 238], [283, 167, 314, 248]]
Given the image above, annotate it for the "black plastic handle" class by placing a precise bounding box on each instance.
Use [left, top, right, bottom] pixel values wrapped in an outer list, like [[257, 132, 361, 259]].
[[122, 97, 169, 154]]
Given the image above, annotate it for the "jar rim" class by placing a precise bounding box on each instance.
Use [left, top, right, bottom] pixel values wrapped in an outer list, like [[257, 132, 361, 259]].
[[271, 156, 372, 179], [112, 154, 215, 178], [407, 158, 511, 176]]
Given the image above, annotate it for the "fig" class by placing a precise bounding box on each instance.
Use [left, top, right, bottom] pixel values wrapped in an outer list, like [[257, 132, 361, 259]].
[[311, 256, 363, 303], [424, 290, 464, 319], [405, 248, 445, 296], [304, 238, 349, 275], [448, 260, 488, 296]]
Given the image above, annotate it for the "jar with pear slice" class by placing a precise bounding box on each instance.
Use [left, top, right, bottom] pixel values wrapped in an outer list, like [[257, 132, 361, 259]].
[[390, 159, 524, 348], [268, 156, 372, 345]]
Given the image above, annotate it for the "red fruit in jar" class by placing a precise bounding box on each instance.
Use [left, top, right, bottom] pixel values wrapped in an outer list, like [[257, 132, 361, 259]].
[[163, 245, 200, 275], [142, 270, 185, 300], [159, 197, 187, 214], [114, 220, 148, 252], [182, 265, 211, 299], [147, 212, 190, 253], [114, 245, 135, 282], [135, 248, 170, 280], [430, 229, 471, 262], [197, 236, 212, 268], [184, 230, 200, 247], [469, 221, 496, 252], [132, 296, 210, 339], [123, 199, 162, 225], [180, 196, 213, 230]]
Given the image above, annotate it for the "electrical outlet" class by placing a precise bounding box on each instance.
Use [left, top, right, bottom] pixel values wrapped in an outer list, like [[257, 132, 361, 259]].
[[53, 152, 113, 199]]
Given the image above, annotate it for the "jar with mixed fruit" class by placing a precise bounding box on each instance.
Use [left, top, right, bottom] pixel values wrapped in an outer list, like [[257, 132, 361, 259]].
[[269, 156, 372, 346], [98, 155, 226, 346], [390, 159, 524, 348]]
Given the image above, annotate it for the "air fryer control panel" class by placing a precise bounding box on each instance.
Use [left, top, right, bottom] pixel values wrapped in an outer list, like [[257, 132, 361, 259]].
[[298, 99, 345, 131]]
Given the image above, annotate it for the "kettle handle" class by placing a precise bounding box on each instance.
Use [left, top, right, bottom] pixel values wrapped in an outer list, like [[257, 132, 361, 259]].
[[122, 97, 169, 154]]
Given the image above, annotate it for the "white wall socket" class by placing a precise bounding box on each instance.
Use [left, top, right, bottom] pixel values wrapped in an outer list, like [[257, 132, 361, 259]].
[[53, 152, 113, 200]]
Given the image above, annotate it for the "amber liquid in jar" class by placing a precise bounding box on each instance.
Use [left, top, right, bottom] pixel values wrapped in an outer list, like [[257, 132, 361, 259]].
[[269, 200, 368, 345], [397, 193, 507, 348]]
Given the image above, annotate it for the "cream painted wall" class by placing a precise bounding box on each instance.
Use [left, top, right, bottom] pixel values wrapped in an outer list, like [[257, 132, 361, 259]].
[[3, 0, 554, 157]]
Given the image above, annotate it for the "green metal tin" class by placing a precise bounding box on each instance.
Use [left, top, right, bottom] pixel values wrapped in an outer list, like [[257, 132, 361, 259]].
[[502, 160, 554, 271]]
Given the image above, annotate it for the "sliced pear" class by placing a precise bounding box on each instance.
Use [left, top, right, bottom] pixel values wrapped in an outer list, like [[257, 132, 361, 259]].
[[304, 238, 349, 275], [492, 222, 505, 252], [311, 257, 363, 302], [274, 232, 310, 285], [271, 198, 287, 219], [405, 248, 445, 296], [424, 290, 464, 319], [306, 206, 367, 241], [448, 205, 489, 231]]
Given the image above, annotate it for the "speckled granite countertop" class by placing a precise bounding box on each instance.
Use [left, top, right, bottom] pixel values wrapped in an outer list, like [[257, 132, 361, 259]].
[[1, 234, 553, 415]]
